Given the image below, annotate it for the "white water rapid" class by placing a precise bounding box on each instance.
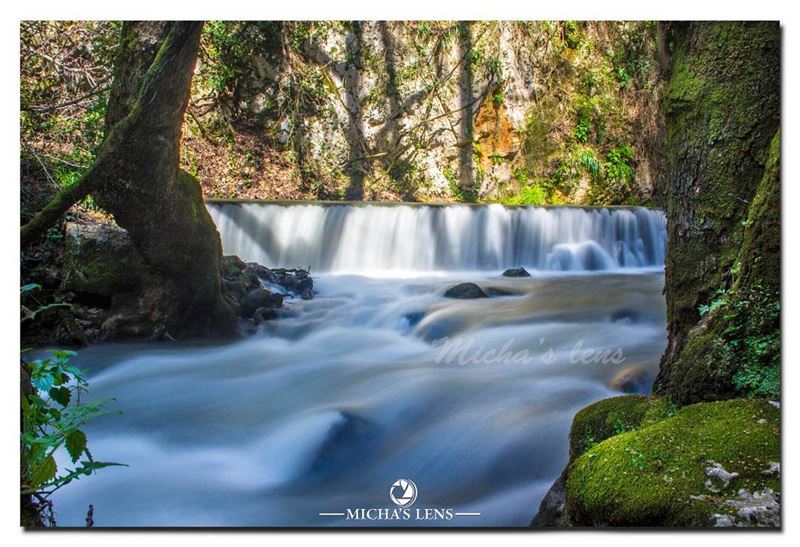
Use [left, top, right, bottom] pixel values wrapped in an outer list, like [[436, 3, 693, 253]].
[[49, 203, 667, 527]]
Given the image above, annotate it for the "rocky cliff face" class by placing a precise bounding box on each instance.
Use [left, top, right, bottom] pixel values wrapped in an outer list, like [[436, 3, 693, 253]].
[[186, 21, 665, 205]]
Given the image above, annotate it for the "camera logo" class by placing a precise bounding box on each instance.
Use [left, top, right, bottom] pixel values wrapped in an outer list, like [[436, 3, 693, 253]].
[[389, 478, 418, 507]]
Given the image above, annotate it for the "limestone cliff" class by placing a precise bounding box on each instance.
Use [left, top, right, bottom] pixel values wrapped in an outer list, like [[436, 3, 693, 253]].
[[186, 21, 665, 205]]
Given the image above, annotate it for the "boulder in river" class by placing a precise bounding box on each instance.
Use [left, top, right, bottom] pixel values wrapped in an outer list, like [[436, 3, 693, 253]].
[[246, 263, 314, 300], [502, 267, 531, 277], [220, 256, 314, 321], [240, 288, 283, 318], [531, 468, 568, 527], [252, 306, 279, 324], [443, 282, 488, 299], [609, 367, 650, 393]]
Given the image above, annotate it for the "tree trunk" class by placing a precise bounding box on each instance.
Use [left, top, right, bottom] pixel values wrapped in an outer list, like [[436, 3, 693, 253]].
[[21, 21, 237, 338], [653, 22, 780, 403]]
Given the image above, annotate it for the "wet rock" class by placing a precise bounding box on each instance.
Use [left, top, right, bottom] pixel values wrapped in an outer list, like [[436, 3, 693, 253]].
[[100, 311, 154, 340], [252, 306, 279, 324], [221, 255, 248, 279], [307, 411, 378, 477], [244, 262, 272, 280], [220, 256, 314, 325], [609, 367, 650, 394], [610, 308, 642, 324], [443, 282, 488, 299], [502, 267, 531, 277], [416, 315, 467, 343], [531, 468, 568, 527], [246, 263, 314, 300], [296, 277, 314, 300], [240, 288, 283, 318]]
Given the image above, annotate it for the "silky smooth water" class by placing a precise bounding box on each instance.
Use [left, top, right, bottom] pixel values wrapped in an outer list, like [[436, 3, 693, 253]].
[[49, 204, 667, 527], [208, 203, 666, 274]]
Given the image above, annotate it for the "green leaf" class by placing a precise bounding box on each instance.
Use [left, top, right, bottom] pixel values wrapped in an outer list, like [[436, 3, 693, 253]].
[[32, 374, 54, 393], [66, 430, 87, 463], [49, 349, 78, 360], [48, 386, 71, 406], [30, 455, 57, 488]]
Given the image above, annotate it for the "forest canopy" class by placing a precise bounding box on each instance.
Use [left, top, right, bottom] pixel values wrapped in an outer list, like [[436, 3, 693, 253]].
[[21, 21, 664, 208]]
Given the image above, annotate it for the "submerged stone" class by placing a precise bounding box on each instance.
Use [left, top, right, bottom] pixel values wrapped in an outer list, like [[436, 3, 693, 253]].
[[484, 286, 521, 297]]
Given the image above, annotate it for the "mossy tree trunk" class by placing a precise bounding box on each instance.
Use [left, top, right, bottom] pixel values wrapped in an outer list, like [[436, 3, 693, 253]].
[[21, 22, 236, 338], [654, 22, 780, 404]]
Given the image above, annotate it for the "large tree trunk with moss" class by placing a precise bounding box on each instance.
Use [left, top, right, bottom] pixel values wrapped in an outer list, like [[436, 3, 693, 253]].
[[21, 22, 237, 338], [653, 22, 780, 404]]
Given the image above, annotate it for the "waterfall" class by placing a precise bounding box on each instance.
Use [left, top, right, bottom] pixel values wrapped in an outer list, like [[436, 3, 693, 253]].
[[207, 202, 666, 273]]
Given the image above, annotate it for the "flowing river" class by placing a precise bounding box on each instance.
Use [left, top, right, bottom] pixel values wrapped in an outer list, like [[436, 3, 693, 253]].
[[50, 203, 667, 527]]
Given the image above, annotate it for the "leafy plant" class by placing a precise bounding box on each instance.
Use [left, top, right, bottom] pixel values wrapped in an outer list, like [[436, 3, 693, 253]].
[[20, 283, 71, 323], [21, 283, 124, 526], [517, 184, 548, 206], [579, 148, 601, 179], [21, 349, 125, 519], [574, 117, 591, 143], [698, 288, 727, 316], [604, 143, 634, 183], [563, 21, 582, 49], [697, 277, 781, 399]]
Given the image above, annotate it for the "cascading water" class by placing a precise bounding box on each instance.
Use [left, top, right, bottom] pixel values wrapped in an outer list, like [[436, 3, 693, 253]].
[[50, 202, 668, 527], [207, 202, 666, 273]]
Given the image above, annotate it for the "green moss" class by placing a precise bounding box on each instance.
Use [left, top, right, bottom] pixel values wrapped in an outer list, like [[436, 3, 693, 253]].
[[566, 399, 780, 527], [569, 395, 673, 459], [735, 130, 781, 294], [660, 129, 781, 404], [656, 22, 780, 403]]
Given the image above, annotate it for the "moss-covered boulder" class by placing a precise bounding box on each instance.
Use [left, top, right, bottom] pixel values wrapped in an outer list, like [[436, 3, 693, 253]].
[[534, 395, 672, 527], [61, 219, 147, 298], [568, 395, 673, 459], [565, 399, 780, 527]]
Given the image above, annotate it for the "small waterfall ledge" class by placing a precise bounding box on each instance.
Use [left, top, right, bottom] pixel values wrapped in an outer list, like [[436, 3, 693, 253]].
[[207, 202, 667, 273]]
